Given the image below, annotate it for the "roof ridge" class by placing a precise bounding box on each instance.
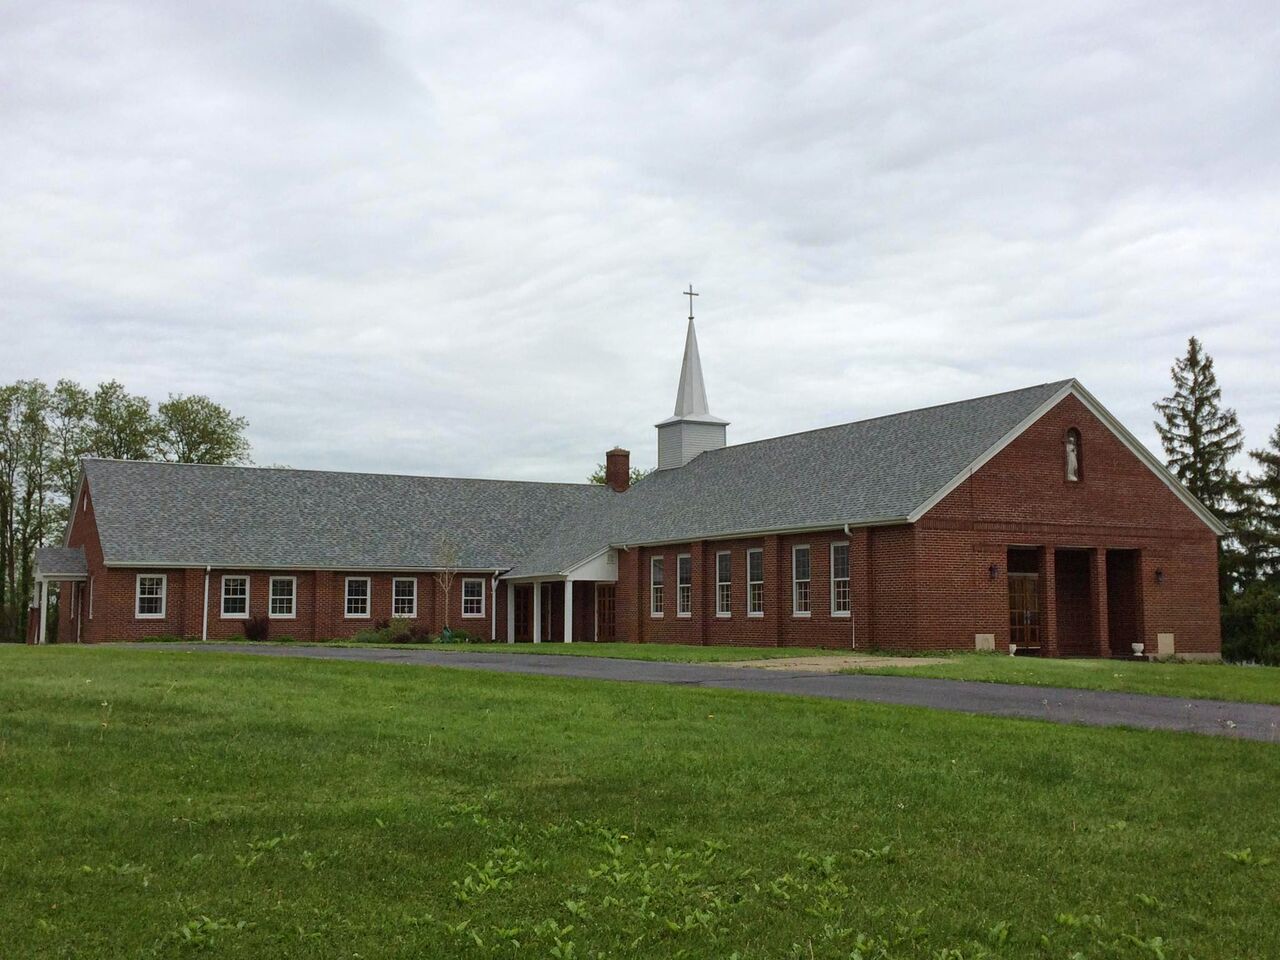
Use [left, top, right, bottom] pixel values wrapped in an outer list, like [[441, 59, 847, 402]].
[[693, 379, 1075, 458], [82, 457, 606, 490]]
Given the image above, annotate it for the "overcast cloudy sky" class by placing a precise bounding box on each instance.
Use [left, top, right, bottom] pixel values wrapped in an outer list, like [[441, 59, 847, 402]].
[[2, 1, 1277, 481]]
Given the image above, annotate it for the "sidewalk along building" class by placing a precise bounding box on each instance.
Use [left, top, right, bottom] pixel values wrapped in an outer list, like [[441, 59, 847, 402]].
[[33, 318, 1226, 657]]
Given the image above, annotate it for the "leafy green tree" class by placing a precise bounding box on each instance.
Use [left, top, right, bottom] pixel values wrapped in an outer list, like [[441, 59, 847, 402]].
[[588, 464, 652, 486], [1153, 337, 1243, 511], [0, 381, 54, 642], [155, 394, 251, 465], [88, 380, 156, 460], [48, 379, 92, 507], [1220, 580, 1280, 665]]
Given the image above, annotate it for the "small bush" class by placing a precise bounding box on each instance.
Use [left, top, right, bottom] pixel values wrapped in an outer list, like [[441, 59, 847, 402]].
[[244, 615, 270, 643]]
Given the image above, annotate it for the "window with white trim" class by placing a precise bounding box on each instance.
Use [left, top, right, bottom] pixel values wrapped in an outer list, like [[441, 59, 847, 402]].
[[393, 578, 417, 618], [831, 543, 851, 617], [221, 576, 249, 618], [650, 557, 664, 617], [715, 551, 731, 617], [676, 554, 692, 616], [792, 546, 811, 616], [136, 574, 166, 619], [747, 549, 764, 616], [345, 577, 370, 618], [462, 578, 485, 618], [269, 576, 296, 618], [88, 576, 94, 620]]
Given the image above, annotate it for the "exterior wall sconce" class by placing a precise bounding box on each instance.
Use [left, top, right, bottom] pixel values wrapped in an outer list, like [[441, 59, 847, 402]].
[[1154, 568, 1165, 584], [988, 564, 1000, 580]]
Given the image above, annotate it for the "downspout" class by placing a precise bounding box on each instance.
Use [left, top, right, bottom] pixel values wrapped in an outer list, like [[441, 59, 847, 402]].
[[844, 524, 856, 651], [491, 570, 500, 642], [201, 566, 211, 642]]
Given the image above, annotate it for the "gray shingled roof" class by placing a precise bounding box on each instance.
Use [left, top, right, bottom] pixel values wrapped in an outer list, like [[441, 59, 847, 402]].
[[83, 459, 610, 570], [507, 380, 1073, 577], [34, 546, 88, 578]]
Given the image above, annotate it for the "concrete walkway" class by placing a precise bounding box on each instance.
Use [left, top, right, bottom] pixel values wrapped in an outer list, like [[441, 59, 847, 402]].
[[124, 643, 1280, 742]]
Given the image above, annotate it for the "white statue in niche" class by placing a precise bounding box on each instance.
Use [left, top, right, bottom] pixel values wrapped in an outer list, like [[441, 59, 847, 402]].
[[1065, 432, 1080, 481]]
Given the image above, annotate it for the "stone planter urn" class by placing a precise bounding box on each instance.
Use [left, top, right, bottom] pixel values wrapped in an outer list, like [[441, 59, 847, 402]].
[[1132, 642, 1146, 657], [1009, 642, 1018, 657]]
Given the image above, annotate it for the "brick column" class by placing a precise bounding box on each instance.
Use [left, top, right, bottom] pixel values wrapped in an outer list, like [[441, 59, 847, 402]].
[[314, 571, 333, 641], [1089, 548, 1109, 657], [691, 540, 707, 645], [764, 535, 782, 646], [1039, 546, 1058, 657]]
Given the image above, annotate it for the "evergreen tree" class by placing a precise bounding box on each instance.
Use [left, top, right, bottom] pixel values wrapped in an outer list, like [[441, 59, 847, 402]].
[[1153, 337, 1245, 599], [1245, 422, 1280, 581], [1153, 337, 1244, 511]]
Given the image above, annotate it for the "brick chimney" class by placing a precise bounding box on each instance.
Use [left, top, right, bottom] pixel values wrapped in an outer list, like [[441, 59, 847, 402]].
[[605, 447, 631, 492]]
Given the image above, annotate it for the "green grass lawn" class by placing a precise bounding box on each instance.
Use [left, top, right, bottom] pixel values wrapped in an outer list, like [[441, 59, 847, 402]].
[[324, 640, 853, 662], [842, 653, 1280, 705], [3, 647, 1278, 959]]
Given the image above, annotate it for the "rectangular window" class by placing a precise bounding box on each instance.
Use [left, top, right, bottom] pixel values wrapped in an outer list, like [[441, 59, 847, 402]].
[[221, 576, 249, 618], [716, 551, 731, 617], [650, 557, 664, 617], [269, 576, 296, 619], [462, 578, 485, 618], [792, 546, 811, 616], [88, 576, 94, 620], [345, 577, 370, 618], [676, 554, 692, 616], [135, 574, 166, 619], [831, 543, 851, 617], [747, 549, 764, 617], [393, 578, 417, 618]]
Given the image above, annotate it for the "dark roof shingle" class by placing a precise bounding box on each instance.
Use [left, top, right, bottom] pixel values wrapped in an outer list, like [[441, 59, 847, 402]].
[[84, 460, 609, 570]]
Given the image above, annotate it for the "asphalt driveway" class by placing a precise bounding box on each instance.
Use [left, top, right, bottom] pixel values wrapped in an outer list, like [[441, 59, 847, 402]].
[[123, 642, 1280, 742]]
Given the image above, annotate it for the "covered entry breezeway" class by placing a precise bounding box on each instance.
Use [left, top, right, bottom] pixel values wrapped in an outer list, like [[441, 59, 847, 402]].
[[502, 549, 619, 644], [1005, 545, 1145, 658]]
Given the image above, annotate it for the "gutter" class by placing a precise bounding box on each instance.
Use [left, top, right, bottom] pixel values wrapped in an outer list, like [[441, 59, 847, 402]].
[[490, 569, 500, 642], [844, 523, 856, 651]]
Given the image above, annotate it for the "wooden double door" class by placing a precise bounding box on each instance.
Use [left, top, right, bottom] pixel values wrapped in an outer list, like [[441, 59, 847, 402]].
[[1008, 574, 1040, 651]]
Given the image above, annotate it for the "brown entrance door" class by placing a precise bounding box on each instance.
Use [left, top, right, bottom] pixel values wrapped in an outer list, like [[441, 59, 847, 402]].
[[513, 585, 532, 642], [596, 584, 616, 642], [540, 583, 553, 641], [1008, 574, 1040, 653]]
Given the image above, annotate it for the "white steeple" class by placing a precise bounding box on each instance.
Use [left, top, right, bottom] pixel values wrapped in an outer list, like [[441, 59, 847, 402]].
[[656, 314, 728, 470]]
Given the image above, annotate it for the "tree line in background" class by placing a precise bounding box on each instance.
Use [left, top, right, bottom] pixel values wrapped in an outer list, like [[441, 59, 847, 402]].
[[1154, 337, 1280, 663], [0, 380, 250, 641]]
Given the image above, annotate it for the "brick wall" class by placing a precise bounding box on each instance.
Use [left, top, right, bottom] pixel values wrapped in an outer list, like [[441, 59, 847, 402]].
[[913, 393, 1221, 655]]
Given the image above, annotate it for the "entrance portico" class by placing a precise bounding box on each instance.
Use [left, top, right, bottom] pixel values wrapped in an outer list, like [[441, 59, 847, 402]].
[[503, 549, 619, 644]]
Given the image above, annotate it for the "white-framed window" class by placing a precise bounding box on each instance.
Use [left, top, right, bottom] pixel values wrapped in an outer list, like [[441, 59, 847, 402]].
[[462, 578, 485, 618], [345, 577, 370, 618], [831, 542, 851, 617], [792, 545, 811, 616], [747, 549, 764, 617], [88, 576, 94, 620], [269, 576, 296, 619], [393, 577, 417, 618], [715, 551, 732, 617], [650, 557, 664, 617], [221, 576, 249, 619], [135, 574, 166, 619], [676, 554, 692, 617]]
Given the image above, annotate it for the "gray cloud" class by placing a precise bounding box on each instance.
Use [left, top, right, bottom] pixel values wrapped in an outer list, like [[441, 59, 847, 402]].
[[2, 0, 1277, 481]]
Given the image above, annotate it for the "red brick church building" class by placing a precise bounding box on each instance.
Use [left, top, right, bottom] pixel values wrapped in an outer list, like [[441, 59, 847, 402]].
[[34, 320, 1225, 657]]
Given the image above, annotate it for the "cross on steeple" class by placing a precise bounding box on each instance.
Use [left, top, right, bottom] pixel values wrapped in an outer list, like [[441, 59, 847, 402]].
[[683, 284, 698, 320]]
